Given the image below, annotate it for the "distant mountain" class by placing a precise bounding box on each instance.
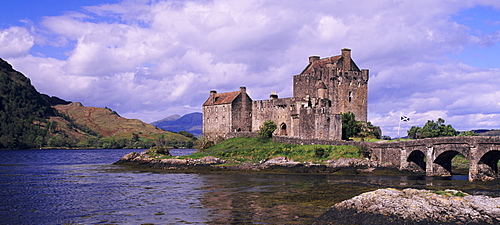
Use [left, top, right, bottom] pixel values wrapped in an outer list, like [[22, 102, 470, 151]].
[[473, 129, 500, 136], [151, 112, 202, 136], [0, 58, 194, 149], [154, 114, 182, 123]]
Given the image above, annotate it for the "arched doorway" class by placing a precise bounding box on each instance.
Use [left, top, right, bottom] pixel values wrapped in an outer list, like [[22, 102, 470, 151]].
[[280, 123, 287, 136]]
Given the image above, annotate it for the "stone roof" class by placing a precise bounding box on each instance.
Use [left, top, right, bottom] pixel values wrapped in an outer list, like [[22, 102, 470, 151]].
[[203, 91, 240, 106], [301, 55, 342, 74]]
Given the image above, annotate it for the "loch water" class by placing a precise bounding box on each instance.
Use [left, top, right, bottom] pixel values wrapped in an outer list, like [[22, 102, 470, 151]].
[[1, 149, 500, 224]]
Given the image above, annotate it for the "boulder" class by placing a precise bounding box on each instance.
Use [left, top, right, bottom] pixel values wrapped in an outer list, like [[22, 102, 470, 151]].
[[119, 152, 140, 161], [314, 188, 500, 225]]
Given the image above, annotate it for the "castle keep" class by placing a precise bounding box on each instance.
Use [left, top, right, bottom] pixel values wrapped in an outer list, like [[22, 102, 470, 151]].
[[203, 49, 369, 141]]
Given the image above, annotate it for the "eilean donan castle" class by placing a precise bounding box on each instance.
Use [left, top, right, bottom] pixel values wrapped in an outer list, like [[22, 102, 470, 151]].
[[203, 49, 368, 141]]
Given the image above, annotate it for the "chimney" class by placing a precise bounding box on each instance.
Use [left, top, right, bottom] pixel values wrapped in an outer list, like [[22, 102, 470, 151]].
[[270, 91, 278, 100], [239, 86, 246, 93], [341, 48, 351, 70], [210, 90, 217, 104], [309, 56, 320, 63]]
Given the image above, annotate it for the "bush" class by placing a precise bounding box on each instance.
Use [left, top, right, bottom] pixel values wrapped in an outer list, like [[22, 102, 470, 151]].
[[258, 120, 277, 142]]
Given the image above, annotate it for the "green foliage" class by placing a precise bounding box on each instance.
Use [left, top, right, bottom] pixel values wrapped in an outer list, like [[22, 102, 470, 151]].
[[186, 137, 363, 163], [407, 118, 457, 139], [0, 59, 56, 149], [457, 131, 478, 136], [258, 120, 277, 142], [341, 112, 361, 140], [432, 190, 467, 197], [177, 131, 197, 140]]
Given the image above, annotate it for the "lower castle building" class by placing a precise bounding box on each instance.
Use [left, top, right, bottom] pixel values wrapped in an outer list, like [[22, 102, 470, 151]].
[[203, 48, 369, 141]]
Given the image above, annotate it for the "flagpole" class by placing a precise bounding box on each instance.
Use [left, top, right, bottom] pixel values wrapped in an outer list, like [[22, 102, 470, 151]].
[[397, 117, 401, 137]]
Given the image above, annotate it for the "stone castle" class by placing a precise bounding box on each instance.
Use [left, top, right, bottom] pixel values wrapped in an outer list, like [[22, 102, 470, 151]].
[[203, 48, 369, 141]]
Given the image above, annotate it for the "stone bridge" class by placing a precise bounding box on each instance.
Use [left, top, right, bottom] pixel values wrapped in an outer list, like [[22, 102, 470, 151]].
[[369, 136, 500, 181]]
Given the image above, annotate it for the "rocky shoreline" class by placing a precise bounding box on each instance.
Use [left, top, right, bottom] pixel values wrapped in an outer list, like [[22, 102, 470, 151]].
[[114, 149, 398, 173], [314, 188, 500, 225]]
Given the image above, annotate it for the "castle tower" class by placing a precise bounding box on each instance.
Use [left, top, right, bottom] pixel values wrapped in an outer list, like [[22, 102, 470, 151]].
[[293, 48, 368, 121]]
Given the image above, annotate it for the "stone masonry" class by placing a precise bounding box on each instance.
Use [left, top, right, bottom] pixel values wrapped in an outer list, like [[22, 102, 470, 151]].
[[203, 49, 369, 142]]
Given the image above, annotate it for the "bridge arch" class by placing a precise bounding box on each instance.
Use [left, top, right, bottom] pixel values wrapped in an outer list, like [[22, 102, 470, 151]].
[[477, 150, 500, 178], [407, 150, 426, 172], [432, 150, 470, 176], [428, 144, 471, 177]]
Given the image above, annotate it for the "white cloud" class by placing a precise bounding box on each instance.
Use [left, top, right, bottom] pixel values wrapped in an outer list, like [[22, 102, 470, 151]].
[[0, 27, 34, 58], [2, 0, 500, 137]]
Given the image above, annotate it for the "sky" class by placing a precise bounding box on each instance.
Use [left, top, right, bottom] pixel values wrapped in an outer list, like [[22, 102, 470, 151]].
[[1, 0, 499, 138]]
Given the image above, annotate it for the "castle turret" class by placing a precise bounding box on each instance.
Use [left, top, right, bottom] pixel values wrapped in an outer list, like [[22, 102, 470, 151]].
[[317, 81, 327, 99], [361, 69, 369, 82], [270, 91, 278, 100]]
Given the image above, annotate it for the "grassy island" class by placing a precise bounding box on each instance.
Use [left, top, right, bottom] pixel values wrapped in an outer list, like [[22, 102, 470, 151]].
[[149, 137, 365, 165]]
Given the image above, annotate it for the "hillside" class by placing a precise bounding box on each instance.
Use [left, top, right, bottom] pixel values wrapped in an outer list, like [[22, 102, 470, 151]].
[[0, 58, 194, 149], [55, 102, 165, 138], [151, 112, 202, 136], [0, 58, 56, 148]]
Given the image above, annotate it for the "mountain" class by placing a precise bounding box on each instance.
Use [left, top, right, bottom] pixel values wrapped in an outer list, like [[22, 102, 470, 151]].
[[0, 58, 194, 149], [151, 112, 202, 136]]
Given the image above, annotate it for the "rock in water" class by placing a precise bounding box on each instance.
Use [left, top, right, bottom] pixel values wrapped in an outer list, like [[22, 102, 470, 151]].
[[314, 188, 500, 225]]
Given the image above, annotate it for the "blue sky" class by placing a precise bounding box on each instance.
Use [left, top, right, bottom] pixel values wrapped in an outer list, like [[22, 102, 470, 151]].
[[1, 0, 499, 137]]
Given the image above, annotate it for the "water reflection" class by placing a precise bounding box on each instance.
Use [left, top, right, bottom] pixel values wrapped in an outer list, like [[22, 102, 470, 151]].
[[1, 149, 500, 225]]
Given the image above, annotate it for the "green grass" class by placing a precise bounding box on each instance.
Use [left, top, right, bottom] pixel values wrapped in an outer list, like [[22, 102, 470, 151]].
[[451, 155, 470, 169], [177, 137, 363, 164], [432, 190, 467, 197]]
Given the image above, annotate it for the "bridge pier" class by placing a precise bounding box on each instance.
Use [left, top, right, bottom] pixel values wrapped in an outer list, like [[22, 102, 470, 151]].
[[399, 148, 407, 171], [425, 146, 453, 177], [469, 146, 480, 181]]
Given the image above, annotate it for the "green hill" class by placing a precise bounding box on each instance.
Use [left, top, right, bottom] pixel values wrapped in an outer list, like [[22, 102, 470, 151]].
[[0, 58, 56, 148], [0, 58, 194, 149]]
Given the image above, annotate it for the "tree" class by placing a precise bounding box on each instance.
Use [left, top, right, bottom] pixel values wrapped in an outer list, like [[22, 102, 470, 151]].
[[407, 118, 457, 139], [342, 112, 361, 140], [458, 131, 478, 136], [258, 120, 277, 142]]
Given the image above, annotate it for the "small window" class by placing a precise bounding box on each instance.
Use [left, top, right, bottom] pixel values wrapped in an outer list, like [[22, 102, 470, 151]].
[[348, 91, 353, 102]]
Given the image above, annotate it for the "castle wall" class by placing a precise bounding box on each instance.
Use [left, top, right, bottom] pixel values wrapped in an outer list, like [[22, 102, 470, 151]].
[[327, 69, 368, 121], [231, 92, 253, 132], [297, 107, 341, 140], [202, 104, 232, 140], [252, 98, 295, 136]]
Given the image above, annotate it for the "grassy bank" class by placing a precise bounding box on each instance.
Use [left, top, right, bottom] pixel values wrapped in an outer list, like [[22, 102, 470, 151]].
[[176, 137, 363, 164]]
